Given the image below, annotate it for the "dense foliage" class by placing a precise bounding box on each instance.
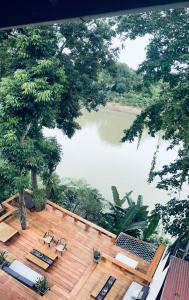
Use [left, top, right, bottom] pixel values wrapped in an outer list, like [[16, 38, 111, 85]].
[[49, 178, 107, 224], [104, 186, 159, 239], [102, 62, 161, 108], [48, 178, 159, 240], [152, 197, 189, 240], [0, 10, 188, 244], [119, 8, 189, 193], [118, 8, 189, 242], [0, 21, 117, 228]]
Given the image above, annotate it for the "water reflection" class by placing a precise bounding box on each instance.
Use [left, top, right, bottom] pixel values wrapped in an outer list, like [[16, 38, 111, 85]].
[[79, 110, 137, 145]]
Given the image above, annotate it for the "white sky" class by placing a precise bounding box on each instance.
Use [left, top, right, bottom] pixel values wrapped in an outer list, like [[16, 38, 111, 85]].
[[113, 35, 150, 70]]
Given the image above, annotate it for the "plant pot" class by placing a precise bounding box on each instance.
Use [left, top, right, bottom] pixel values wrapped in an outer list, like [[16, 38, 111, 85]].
[[35, 203, 46, 212], [0, 263, 4, 269], [0, 260, 9, 269], [93, 257, 101, 263], [37, 288, 49, 296]]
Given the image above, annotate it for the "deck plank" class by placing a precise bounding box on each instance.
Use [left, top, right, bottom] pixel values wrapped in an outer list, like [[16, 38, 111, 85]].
[[0, 204, 156, 300]]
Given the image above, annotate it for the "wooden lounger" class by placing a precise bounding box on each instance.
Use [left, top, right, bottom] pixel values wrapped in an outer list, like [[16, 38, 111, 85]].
[[91, 274, 110, 298], [105, 281, 125, 300], [91, 273, 125, 300], [0, 222, 19, 243]]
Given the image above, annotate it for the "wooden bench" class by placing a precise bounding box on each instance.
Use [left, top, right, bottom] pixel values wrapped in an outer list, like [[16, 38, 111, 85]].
[[26, 253, 50, 270], [26, 245, 58, 270], [105, 281, 126, 300], [0, 222, 19, 243], [91, 274, 110, 298]]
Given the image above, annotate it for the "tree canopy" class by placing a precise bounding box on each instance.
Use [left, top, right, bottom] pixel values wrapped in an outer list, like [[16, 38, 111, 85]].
[[0, 21, 117, 228], [118, 8, 189, 193]]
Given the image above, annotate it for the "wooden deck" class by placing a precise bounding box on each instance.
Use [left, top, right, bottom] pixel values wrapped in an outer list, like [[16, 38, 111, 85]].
[[0, 195, 164, 300]]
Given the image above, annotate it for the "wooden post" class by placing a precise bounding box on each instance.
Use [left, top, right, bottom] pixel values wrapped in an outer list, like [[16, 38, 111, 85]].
[[74, 218, 78, 224], [62, 212, 67, 218], [146, 244, 165, 278], [111, 236, 116, 244]]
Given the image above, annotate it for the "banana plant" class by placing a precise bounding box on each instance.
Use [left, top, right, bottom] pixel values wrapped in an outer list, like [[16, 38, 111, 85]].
[[109, 186, 159, 239], [111, 185, 133, 208]]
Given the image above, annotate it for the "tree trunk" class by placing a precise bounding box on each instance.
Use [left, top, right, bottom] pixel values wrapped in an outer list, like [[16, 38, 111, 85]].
[[31, 169, 38, 191], [17, 122, 32, 230], [18, 189, 27, 230]]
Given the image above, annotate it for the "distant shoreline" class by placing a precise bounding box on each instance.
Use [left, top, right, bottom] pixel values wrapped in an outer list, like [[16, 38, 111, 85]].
[[102, 102, 142, 115]]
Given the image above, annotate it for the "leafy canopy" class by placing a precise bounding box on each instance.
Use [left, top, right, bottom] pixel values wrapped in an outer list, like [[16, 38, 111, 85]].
[[118, 8, 189, 192], [0, 21, 117, 188]]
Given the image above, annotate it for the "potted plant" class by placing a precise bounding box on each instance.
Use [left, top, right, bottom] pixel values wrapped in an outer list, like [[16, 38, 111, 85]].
[[35, 277, 50, 296], [93, 248, 101, 263], [33, 189, 46, 212], [0, 250, 8, 269]]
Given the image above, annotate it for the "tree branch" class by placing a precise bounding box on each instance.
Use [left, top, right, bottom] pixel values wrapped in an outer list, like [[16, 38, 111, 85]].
[[20, 122, 32, 143]]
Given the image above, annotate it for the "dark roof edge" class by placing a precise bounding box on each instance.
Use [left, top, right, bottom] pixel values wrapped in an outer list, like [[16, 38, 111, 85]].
[[0, 1, 188, 30]]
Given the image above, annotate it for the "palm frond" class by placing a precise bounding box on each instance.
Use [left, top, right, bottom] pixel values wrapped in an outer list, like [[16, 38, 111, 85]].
[[125, 221, 147, 231], [143, 214, 160, 240]]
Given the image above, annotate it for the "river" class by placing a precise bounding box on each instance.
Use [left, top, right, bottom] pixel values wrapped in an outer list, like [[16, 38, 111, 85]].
[[44, 108, 180, 209]]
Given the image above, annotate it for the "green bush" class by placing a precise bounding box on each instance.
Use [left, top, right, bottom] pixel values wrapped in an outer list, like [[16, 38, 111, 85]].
[[35, 277, 49, 295], [33, 189, 46, 211], [0, 250, 7, 267]]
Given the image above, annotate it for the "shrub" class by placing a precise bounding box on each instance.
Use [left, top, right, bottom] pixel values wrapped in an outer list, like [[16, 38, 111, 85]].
[[33, 189, 46, 212], [35, 277, 49, 295]]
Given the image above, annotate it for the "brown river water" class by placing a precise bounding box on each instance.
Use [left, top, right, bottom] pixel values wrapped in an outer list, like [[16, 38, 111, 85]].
[[44, 108, 187, 209]]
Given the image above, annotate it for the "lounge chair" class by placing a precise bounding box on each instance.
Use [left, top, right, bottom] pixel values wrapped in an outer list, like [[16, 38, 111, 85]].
[[3, 260, 43, 289], [55, 238, 67, 256], [42, 231, 54, 247], [122, 282, 149, 300]]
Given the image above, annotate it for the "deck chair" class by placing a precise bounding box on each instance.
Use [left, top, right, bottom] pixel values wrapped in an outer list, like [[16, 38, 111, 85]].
[[55, 238, 67, 256], [42, 230, 54, 247]]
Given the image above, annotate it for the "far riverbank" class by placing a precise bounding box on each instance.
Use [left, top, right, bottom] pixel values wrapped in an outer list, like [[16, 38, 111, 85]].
[[103, 102, 142, 115]]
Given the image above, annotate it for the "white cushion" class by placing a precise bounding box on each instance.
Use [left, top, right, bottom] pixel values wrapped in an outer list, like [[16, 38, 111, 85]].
[[9, 260, 43, 283], [122, 282, 143, 300], [131, 290, 140, 299], [115, 253, 138, 269]]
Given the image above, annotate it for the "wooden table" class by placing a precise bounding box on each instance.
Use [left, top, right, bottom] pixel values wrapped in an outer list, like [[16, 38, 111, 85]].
[[26, 244, 58, 270], [0, 222, 19, 243], [91, 273, 126, 300]]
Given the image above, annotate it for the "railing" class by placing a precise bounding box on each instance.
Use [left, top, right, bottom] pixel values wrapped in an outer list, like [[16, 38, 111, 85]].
[[25, 189, 116, 241], [0, 193, 19, 222], [25, 189, 117, 241], [101, 253, 152, 283], [101, 243, 165, 283], [46, 200, 117, 242]]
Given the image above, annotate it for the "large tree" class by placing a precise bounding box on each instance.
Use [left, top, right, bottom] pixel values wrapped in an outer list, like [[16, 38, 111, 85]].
[[118, 8, 189, 192], [0, 21, 117, 229], [117, 8, 189, 239]]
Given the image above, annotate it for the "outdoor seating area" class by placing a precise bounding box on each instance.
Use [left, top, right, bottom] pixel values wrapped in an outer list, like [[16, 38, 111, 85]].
[[0, 192, 165, 300]]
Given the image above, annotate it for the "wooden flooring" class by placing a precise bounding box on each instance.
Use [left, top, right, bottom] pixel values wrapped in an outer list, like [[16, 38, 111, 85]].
[[0, 204, 151, 300]]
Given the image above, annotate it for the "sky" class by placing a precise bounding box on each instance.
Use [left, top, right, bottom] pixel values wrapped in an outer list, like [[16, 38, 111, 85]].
[[113, 35, 150, 70]]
